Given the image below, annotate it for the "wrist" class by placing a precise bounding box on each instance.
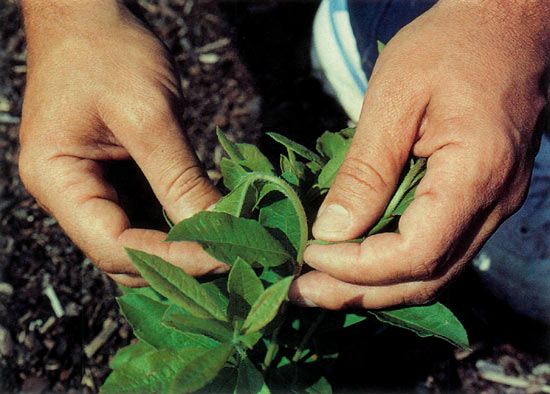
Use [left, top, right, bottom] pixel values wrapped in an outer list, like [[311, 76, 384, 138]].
[[437, 0, 550, 62]]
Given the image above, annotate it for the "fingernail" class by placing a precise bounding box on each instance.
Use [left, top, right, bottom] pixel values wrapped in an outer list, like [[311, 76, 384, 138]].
[[206, 203, 217, 211], [313, 204, 351, 237], [296, 297, 318, 308], [212, 266, 229, 275]]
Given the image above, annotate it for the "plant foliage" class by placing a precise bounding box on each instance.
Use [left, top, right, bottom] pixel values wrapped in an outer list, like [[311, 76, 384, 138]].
[[101, 127, 469, 393]]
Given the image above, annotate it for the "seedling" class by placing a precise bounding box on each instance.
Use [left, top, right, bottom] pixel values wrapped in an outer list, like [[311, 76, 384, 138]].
[[100, 127, 468, 393]]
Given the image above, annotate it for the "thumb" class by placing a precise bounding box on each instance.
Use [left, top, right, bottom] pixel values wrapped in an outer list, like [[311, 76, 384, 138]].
[[313, 81, 428, 241], [109, 98, 220, 223]]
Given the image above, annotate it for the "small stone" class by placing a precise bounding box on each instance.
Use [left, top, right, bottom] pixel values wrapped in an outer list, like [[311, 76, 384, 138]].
[[0, 325, 13, 357], [199, 53, 219, 64], [0, 282, 14, 296], [64, 302, 81, 317], [533, 363, 550, 376]]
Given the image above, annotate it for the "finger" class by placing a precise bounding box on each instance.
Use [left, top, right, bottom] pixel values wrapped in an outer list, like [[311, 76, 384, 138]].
[[290, 265, 461, 310], [108, 274, 149, 288], [305, 133, 507, 285], [104, 87, 221, 223], [25, 155, 228, 276], [312, 69, 429, 241]]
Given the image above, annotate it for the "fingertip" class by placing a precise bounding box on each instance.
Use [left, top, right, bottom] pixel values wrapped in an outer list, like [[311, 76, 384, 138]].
[[312, 203, 354, 241]]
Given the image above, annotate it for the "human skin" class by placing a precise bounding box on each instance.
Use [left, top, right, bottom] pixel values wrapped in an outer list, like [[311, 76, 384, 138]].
[[19, 1, 549, 306], [291, 0, 550, 309], [18, 0, 226, 287]]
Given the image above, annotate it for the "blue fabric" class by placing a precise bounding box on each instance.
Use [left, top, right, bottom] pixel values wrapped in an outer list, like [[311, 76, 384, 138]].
[[347, 0, 437, 79]]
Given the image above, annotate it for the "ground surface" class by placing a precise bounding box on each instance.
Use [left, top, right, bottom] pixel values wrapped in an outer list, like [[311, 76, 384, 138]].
[[0, 0, 549, 393]]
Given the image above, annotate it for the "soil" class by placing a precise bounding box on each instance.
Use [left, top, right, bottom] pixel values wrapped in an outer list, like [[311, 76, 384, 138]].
[[0, 0, 548, 393]]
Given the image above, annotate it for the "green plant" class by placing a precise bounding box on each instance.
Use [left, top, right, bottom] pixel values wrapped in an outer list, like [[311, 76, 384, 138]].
[[100, 127, 469, 393]]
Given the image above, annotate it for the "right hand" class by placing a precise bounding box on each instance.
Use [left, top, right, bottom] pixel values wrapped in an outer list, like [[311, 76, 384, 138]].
[[18, 1, 226, 287]]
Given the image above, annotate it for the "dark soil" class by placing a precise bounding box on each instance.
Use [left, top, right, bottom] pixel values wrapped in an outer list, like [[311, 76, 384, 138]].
[[1, 0, 548, 393]]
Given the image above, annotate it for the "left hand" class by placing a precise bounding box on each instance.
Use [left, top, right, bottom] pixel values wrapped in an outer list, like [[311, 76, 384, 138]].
[[290, 0, 549, 309]]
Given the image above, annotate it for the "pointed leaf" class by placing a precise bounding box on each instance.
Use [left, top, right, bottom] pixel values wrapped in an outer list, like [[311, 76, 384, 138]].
[[221, 158, 249, 191], [163, 313, 233, 343], [267, 132, 324, 165], [126, 249, 227, 321], [227, 258, 264, 320], [259, 194, 301, 257], [237, 143, 275, 174], [214, 178, 259, 217], [217, 127, 245, 161], [117, 294, 220, 350], [236, 358, 270, 394], [369, 302, 470, 350], [315, 131, 347, 159], [169, 343, 235, 393], [377, 40, 386, 54], [316, 138, 351, 189], [166, 211, 292, 268], [305, 376, 332, 394], [101, 348, 208, 393], [110, 341, 155, 370], [228, 258, 264, 305], [242, 277, 293, 334]]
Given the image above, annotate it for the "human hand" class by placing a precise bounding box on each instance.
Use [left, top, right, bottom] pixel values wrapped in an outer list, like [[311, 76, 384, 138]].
[[18, 1, 225, 287], [291, 0, 549, 309]]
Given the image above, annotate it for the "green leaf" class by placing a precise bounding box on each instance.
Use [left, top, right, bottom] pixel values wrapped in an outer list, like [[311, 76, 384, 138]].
[[196, 367, 238, 394], [315, 131, 347, 159], [259, 194, 301, 257], [163, 312, 234, 343], [166, 211, 292, 268], [369, 302, 470, 350], [214, 178, 259, 217], [267, 132, 324, 166], [305, 376, 332, 394], [126, 249, 228, 322], [169, 343, 235, 393], [221, 158, 249, 191], [117, 294, 220, 350], [377, 40, 386, 54], [338, 127, 356, 138], [117, 284, 167, 303], [237, 144, 275, 174], [101, 348, 208, 393], [236, 358, 270, 394], [109, 341, 155, 370], [202, 278, 230, 313], [342, 313, 367, 328], [227, 258, 264, 320], [242, 276, 293, 334], [217, 127, 245, 161], [239, 331, 262, 349], [316, 138, 351, 190]]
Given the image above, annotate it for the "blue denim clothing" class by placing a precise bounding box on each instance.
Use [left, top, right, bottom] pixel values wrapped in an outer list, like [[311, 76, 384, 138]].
[[347, 0, 437, 78]]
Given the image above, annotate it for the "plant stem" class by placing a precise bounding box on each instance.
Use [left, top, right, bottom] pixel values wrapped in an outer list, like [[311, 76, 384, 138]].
[[292, 310, 326, 363], [262, 302, 289, 373], [262, 323, 281, 373]]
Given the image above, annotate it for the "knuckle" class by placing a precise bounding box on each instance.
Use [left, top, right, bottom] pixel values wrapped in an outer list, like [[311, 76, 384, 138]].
[[403, 285, 438, 306], [164, 165, 207, 204], [337, 157, 388, 196], [409, 259, 437, 280]]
